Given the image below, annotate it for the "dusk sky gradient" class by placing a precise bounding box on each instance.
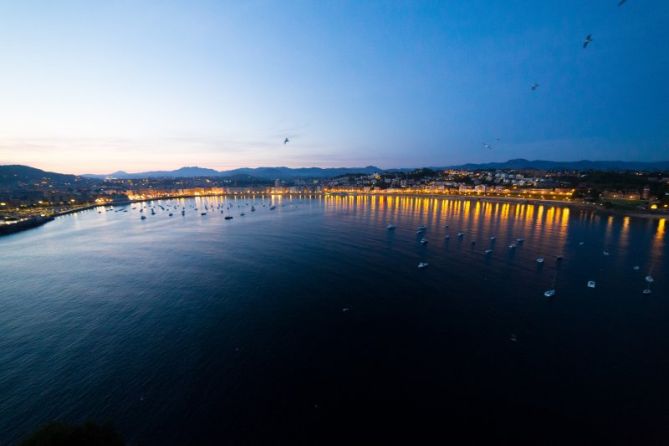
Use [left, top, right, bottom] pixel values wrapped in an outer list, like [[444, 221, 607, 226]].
[[1, 0, 667, 174]]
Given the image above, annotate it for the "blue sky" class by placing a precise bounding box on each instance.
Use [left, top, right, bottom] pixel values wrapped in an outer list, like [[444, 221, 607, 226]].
[[0, 0, 667, 173]]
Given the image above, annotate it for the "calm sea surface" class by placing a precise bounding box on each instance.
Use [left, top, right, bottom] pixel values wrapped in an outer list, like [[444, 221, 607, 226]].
[[0, 195, 667, 444]]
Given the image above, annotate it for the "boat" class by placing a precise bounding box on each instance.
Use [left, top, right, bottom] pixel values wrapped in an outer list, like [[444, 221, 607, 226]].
[[578, 241, 585, 246], [556, 255, 563, 262], [544, 289, 556, 297], [201, 212, 207, 216], [225, 216, 233, 220], [633, 265, 640, 271], [645, 275, 654, 283], [168, 213, 173, 217], [457, 232, 464, 238], [470, 240, 476, 246], [417, 225, 426, 232], [490, 236, 496, 241], [642, 288, 652, 295], [269, 205, 276, 210], [420, 238, 428, 245], [181, 210, 185, 216], [444, 234, 450, 239], [386, 224, 396, 230], [240, 213, 246, 216], [587, 280, 596, 288], [140, 215, 146, 220], [602, 250, 610, 256], [417, 262, 429, 269], [508, 243, 517, 249], [536, 257, 544, 264], [251, 206, 256, 212], [516, 238, 524, 244], [484, 249, 493, 255]]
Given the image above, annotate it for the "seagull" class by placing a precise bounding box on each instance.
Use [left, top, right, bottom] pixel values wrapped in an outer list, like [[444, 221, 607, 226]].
[[531, 83, 540, 91], [583, 34, 593, 49], [283, 137, 289, 144]]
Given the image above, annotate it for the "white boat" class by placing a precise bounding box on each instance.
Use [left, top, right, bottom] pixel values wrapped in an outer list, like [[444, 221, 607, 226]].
[[578, 241, 585, 246], [602, 250, 610, 256], [642, 288, 652, 295], [508, 244, 517, 249], [536, 257, 544, 264], [417, 262, 429, 269], [420, 238, 428, 245], [457, 232, 464, 237], [386, 224, 396, 230], [516, 238, 524, 244], [544, 289, 556, 297], [587, 281, 596, 288], [444, 234, 450, 240], [490, 236, 496, 241], [633, 265, 640, 271], [645, 275, 654, 283], [484, 249, 493, 255]]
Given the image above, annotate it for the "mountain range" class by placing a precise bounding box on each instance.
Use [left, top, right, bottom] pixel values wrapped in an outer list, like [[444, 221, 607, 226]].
[[83, 166, 385, 180], [0, 165, 95, 189], [2, 159, 669, 186], [442, 159, 669, 171]]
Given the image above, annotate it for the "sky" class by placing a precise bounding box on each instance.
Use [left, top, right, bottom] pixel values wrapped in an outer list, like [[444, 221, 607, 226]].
[[0, 0, 667, 174]]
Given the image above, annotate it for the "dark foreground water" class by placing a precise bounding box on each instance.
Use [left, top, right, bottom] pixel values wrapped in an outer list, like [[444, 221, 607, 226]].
[[0, 195, 667, 445]]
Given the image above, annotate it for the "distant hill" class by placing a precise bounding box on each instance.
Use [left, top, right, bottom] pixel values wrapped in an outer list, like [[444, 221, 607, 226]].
[[0, 165, 95, 188], [84, 165, 383, 180], [444, 159, 669, 171]]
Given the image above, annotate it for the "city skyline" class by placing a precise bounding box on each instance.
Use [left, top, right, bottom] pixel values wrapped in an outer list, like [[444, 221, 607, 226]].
[[1, 0, 668, 174]]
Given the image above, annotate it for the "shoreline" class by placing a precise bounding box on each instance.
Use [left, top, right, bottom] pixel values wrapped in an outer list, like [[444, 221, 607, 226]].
[[1, 192, 665, 238]]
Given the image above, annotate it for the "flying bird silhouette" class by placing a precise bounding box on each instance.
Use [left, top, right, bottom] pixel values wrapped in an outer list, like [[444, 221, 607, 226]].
[[531, 83, 540, 91], [283, 137, 289, 144], [583, 34, 593, 49]]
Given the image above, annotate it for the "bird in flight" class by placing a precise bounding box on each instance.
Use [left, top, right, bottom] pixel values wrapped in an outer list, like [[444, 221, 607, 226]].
[[618, 0, 627, 6], [283, 137, 289, 144], [583, 34, 593, 49], [531, 83, 540, 91]]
